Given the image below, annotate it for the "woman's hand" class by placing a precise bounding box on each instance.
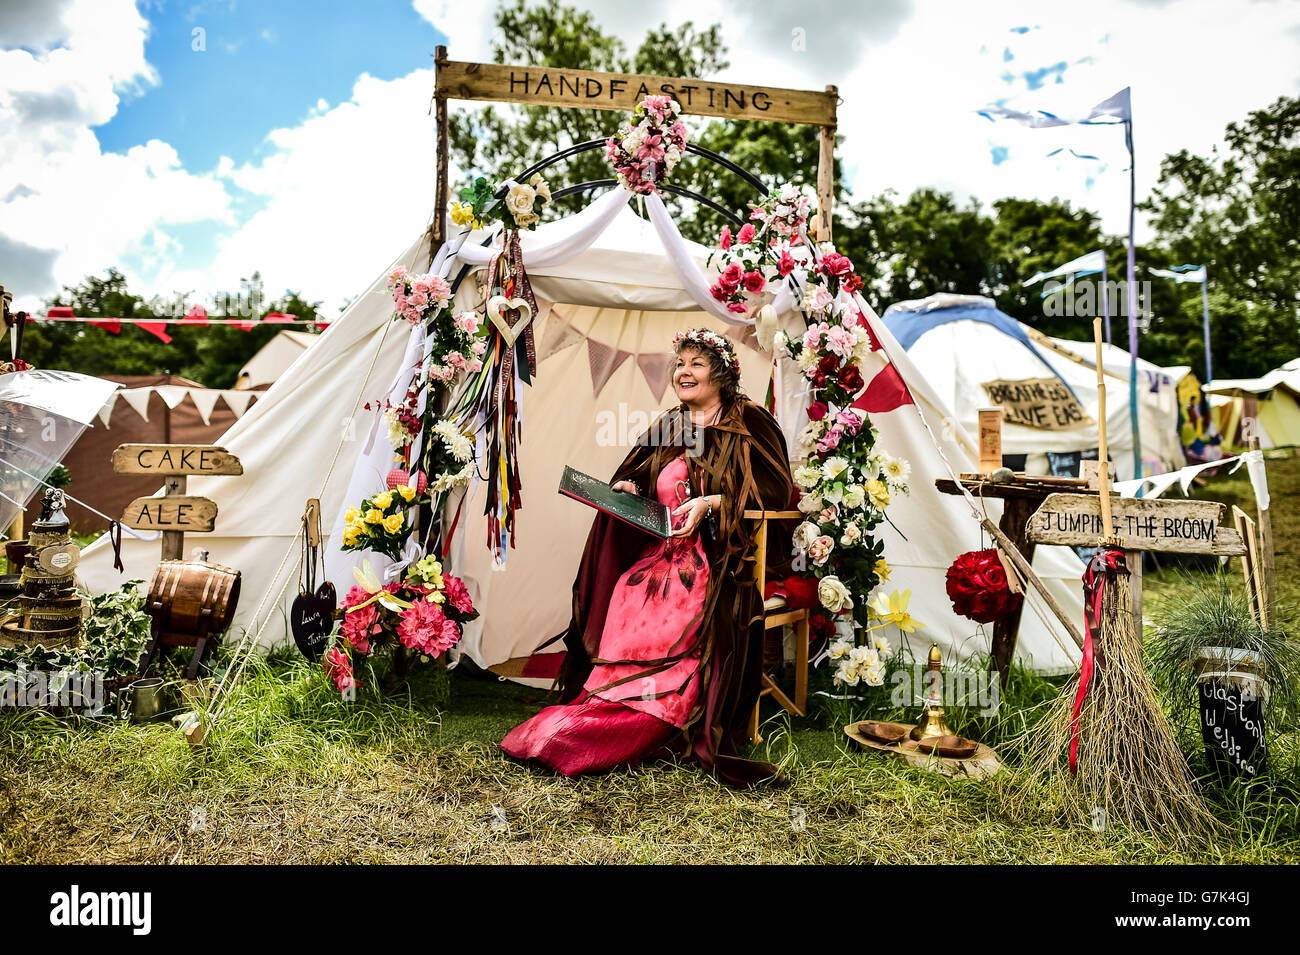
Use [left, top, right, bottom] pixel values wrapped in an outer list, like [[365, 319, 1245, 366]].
[[671, 495, 718, 537], [611, 480, 640, 495]]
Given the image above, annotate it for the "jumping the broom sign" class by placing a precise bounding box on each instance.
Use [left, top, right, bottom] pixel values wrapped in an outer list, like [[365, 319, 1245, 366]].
[[1027, 493, 1246, 556], [113, 443, 242, 560]]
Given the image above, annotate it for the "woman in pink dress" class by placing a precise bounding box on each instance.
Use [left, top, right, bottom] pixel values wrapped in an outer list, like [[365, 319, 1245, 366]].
[[501, 329, 794, 786]]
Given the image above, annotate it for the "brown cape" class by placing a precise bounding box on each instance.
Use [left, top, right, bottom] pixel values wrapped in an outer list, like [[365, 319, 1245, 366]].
[[557, 396, 795, 787]]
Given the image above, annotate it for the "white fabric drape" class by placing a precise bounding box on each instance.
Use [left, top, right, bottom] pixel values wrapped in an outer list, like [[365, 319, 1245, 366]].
[[456, 187, 631, 268]]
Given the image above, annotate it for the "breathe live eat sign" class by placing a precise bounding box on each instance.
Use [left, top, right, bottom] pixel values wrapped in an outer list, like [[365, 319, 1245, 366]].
[[1027, 493, 1247, 556], [111, 444, 243, 476]]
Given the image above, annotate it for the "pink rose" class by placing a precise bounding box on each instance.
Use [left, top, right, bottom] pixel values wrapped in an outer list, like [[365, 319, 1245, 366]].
[[467, 358, 483, 374], [726, 302, 749, 314], [471, 339, 487, 356], [777, 251, 796, 276], [736, 223, 756, 245], [742, 271, 766, 294], [454, 312, 478, 334], [718, 226, 732, 251], [446, 351, 466, 368]]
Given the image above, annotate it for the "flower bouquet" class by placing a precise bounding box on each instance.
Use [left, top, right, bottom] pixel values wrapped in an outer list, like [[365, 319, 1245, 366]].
[[944, 549, 1022, 623], [387, 266, 452, 327], [339, 485, 420, 561], [454, 173, 552, 231], [605, 95, 688, 195], [324, 557, 479, 695]]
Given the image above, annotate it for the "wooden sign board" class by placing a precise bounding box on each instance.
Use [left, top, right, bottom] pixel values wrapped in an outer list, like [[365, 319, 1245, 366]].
[[435, 59, 837, 126], [1027, 493, 1246, 555], [121, 496, 218, 532], [112, 444, 243, 477], [982, 378, 1094, 431]]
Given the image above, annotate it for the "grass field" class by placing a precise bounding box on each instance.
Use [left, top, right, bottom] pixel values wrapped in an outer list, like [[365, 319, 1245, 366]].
[[2, 458, 1298, 864]]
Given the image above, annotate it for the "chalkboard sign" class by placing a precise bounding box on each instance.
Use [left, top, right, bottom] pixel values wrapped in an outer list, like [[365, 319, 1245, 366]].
[[1199, 679, 1267, 778], [291, 582, 337, 661]]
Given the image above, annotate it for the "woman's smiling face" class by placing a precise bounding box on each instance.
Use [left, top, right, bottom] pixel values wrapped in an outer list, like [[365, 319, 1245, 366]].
[[672, 346, 722, 409]]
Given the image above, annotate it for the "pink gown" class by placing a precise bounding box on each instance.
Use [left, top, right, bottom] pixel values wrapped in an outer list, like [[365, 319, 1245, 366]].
[[500, 454, 709, 775]]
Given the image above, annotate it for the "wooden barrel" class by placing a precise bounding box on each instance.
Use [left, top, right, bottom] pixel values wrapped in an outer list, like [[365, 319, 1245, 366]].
[[148, 559, 241, 643]]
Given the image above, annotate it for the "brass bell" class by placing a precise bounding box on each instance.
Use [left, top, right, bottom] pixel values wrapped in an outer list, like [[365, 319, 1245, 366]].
[[910, 643, 954, 741]]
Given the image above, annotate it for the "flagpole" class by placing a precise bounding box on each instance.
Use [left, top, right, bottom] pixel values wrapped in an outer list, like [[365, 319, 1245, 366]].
[[1201, 268, 1213, 383], [1125, 115, 1142, 480], [1101, 257, 1111, 345]]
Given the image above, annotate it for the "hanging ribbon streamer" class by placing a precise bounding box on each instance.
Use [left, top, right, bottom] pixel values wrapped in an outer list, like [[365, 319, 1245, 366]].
[[1070, 548, 1126, 774], [109, 520, 124, 572]]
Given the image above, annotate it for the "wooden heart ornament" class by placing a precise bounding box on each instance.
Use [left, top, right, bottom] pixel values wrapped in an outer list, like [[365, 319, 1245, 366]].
[[291, 581, 337, 661], [486, 294, 534, 346], [37, 543, 80, 577]]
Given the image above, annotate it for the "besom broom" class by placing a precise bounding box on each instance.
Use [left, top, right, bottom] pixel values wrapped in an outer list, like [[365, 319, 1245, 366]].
[[1011, 315, 1217, 847]]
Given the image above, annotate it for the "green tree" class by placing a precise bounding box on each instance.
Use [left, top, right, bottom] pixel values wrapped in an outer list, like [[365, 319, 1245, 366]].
[[1142, 95, 1300, 379]]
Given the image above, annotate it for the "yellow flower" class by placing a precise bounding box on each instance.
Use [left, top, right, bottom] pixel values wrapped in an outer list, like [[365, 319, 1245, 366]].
[[865, 478, 891, 510], [867, 589, 923, 633], [364, 508, 384, 524], [874, 558, 891, 583], [342, 525, 361, 547], [373, 490, 394, 510], [344, 506, 360, 524], [397, 484, 416, 502], [382, 513, 404, 534], [450, 201, 482, 228]]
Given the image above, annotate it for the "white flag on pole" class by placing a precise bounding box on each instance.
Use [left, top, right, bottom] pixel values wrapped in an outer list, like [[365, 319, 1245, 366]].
[[1023, 249, 1107, 287]]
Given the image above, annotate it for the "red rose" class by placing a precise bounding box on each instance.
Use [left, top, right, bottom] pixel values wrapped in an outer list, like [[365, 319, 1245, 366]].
[[777, 251, 796, 276], [817, 354, 839, 376], [944, 549, 1022, 623], [844, 274, 865, 294], [710, 283, 729, 302], [821, 252, 854, 277], [742, 270, 766, 294], [807, 401, 828, 421], [839, 364, 864, 391]]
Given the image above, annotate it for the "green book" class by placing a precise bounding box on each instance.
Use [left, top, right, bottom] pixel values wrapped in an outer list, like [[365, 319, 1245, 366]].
[[558, 465, 672, 539]]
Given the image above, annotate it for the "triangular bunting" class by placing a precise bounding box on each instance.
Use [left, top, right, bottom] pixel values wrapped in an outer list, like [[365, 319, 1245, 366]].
[[636, 352, 674, 402], [96, 392, 118, 428], [135, 320, 172, 344], [538, 308, 584, 362], [89, 319, 122, 334], [587, 339, 632, 397], [187, 388, 221, 426], [154, 386, 189, 409], [851, 363, 914, 414], [178, 305, 208, 326], [117, 388, 154, 422], [221, 390, 257, 419]]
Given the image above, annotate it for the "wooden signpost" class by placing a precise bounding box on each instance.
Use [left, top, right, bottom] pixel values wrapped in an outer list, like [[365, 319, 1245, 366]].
[[1027, 493, 1246, 556], [431, 47, 841, 249], [113, 444, 242, 560]]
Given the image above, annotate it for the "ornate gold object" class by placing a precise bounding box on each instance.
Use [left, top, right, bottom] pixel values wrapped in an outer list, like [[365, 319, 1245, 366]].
[[910, 643, 954, 741]]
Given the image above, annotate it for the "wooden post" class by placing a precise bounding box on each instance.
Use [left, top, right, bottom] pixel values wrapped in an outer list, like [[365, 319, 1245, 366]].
[[1248, 435, 1275, 627], [431, 45, 450, 262], [990, 496, 1037, 686], [816, 86, 837, 242], [161, 474, 186, 561]]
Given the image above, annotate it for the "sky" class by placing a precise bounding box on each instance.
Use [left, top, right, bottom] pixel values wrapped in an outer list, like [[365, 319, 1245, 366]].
[[1, 0, 1298, 318]]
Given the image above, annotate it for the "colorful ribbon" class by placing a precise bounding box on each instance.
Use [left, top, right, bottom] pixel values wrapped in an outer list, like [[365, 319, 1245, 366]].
[[1070, 548, 1128, 774]]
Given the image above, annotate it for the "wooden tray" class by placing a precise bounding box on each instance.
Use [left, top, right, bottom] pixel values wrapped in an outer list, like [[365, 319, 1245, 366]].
[[845, 722, 1003, 779]]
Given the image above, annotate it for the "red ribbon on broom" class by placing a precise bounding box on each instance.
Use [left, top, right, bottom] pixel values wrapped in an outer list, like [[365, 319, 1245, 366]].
[[1071, 548, 1128, 775]]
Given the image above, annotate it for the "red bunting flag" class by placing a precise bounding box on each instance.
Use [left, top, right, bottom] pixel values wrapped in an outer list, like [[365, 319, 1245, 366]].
[[264, 312, 296, 324], [134, 321, 173, 344], [178, 305, 208, 326]]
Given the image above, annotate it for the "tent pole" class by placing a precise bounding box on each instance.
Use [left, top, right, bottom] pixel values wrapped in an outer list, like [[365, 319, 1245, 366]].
[[816, 86, 837, 242], [431, 45, 450, 264]]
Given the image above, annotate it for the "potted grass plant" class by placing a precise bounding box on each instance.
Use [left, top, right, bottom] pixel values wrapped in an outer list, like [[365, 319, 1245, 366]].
[[1147, 576, 1300, 779]]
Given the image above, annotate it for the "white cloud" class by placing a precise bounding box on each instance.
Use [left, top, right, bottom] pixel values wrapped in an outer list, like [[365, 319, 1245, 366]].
[[0, 0, 232, 311]]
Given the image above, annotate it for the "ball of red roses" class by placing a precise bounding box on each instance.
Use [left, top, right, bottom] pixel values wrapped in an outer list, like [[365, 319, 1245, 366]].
[[944, 548, 1023, 624]]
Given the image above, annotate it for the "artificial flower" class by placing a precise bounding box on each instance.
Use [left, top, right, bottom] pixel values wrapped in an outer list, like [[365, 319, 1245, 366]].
[[817, 575, 853, 613], [868, 589, 922, 633]]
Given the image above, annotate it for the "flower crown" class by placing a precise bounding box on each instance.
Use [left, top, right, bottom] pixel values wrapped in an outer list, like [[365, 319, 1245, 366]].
[[672, 328, 742, 382]]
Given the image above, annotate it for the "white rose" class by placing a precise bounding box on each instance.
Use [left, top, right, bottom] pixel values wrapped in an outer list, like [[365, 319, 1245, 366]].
[[872, 632, 891, 654], [793, 521, 820, 550], [839, 524, 862, 547], [818, 575, 853, 613], [528, 173, 552, 203], [503, 180, 536, 217], [843, 484, 866, 509], [797, 492, 823, 515], [833, 658, 860, 687], [828, 638, 852, 660], [862, 665, 885, 687]]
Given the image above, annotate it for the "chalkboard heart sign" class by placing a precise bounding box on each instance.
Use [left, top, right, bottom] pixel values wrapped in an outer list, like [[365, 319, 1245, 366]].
[[291, 581, 337, 660]]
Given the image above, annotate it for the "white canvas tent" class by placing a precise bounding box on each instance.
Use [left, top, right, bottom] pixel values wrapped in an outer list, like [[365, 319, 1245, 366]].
[[234, 329, 321, 391], [81, 191, 1084, 675], [882, 294, 1176, 479]]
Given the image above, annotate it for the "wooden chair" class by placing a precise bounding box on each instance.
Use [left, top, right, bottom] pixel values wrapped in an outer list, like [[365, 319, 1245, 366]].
[[744, 508, 811, 744]]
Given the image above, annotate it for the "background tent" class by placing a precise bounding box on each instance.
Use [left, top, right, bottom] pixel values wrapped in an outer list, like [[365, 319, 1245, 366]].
[[32, 375, 259, 533], [81, 194, 1085, 676], [234, 330, 321, 391], [1205, 365, 1300, 450], [881, 293, 1173, 479]]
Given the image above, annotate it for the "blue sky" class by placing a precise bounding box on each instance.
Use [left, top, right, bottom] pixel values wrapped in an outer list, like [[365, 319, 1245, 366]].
[[98, 0, 446, 172]]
